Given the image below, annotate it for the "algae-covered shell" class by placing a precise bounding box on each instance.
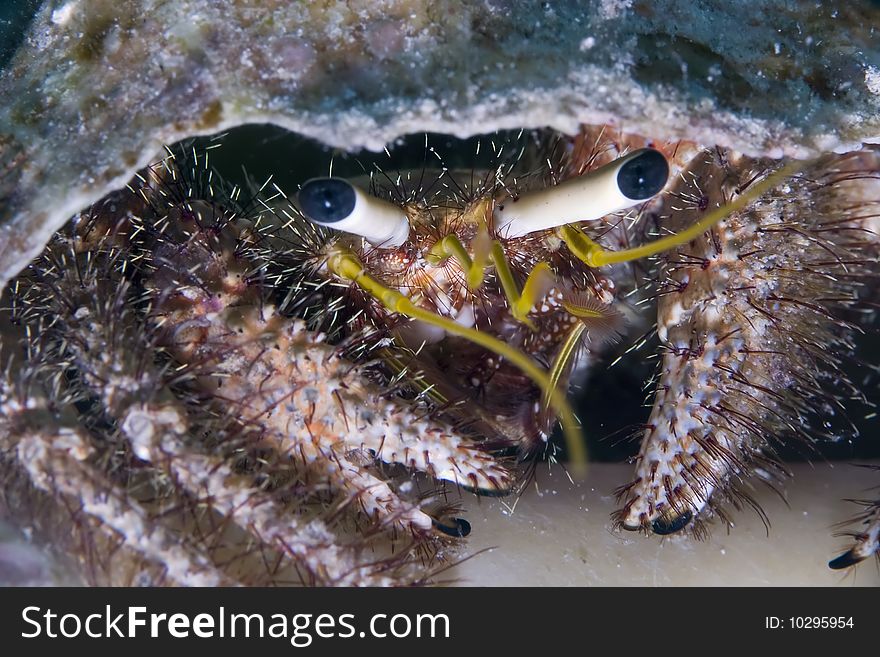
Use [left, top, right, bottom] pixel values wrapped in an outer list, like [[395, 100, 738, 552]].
[[2, 1, 880, 290]]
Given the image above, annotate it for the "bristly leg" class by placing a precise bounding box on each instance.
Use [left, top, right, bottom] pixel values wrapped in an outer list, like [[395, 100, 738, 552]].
[[140, 147, 518, 516], [1, 143, 514, 585], [146, 226, 514, 519], [615, 147, 880, 537], [4, 228, 417, 585]]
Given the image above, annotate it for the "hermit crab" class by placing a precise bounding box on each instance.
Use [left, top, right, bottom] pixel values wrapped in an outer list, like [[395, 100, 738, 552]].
[[0, 124, 878, 586]]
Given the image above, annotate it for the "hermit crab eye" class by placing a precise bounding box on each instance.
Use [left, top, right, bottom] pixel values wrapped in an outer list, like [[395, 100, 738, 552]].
[[494, 148, 669, 239], [299, 178, 356, 223], [616, 148, 669, 200], [298, 178, 410, 248]]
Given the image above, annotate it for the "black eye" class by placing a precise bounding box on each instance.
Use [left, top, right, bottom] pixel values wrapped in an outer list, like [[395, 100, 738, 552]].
[[617, 149, 669, 200], [651, 509, 692, 535], [298, 178, 356, 224]]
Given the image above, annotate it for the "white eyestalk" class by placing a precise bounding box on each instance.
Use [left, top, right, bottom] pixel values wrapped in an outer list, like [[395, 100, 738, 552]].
[[493, 148, 669, 239], [298, 178, 410, 248]]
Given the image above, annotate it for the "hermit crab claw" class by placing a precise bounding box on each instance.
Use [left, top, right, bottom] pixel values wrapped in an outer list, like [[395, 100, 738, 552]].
[[494, 148, 669, 238], [298, 178, 411, 248]]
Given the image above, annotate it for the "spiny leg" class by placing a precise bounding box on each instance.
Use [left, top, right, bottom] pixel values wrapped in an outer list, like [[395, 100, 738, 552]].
[[614, 149, 875, 536], [150, 231, 511, 537]]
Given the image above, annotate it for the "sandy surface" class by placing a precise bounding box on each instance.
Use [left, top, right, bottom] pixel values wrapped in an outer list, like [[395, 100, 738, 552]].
[[1, 461, 877, 586], [449, 462, 880, 586]]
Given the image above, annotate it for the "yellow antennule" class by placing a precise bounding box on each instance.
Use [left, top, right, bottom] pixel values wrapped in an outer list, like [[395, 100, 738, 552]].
[[327, 247, 586, 470], [560, 161, 804, 267], [543, 323, 587, 413]]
